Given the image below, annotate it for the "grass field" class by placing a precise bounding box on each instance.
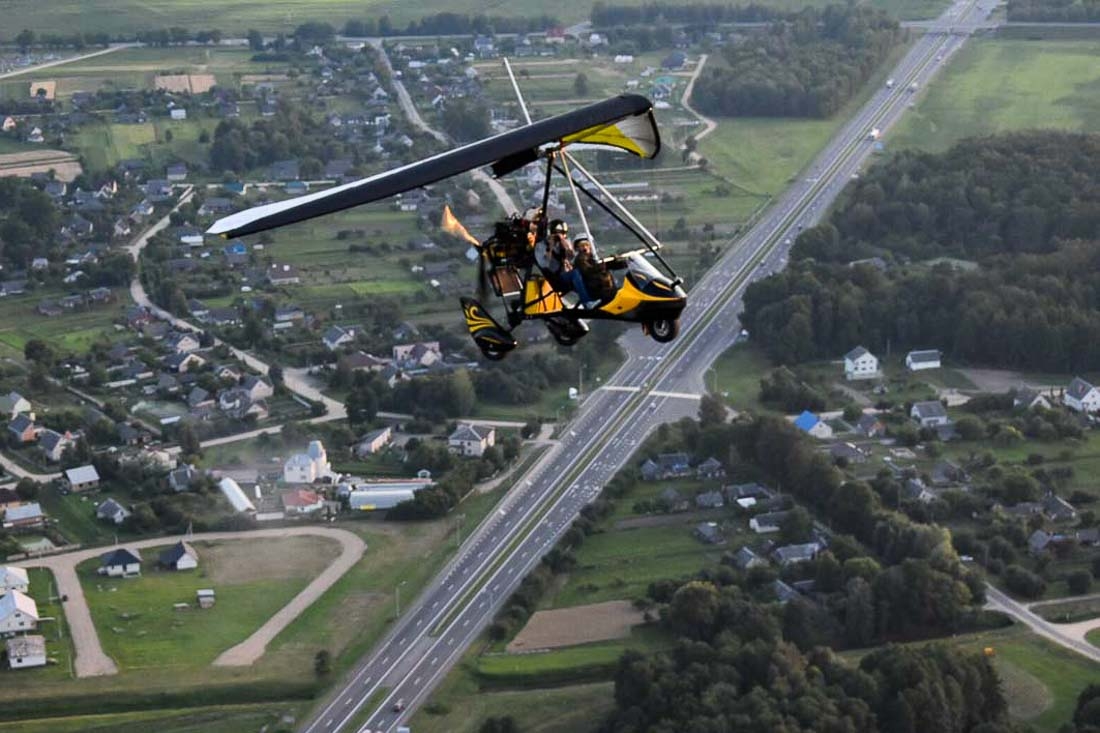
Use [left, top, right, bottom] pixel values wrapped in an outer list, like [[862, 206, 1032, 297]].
[[0, 290, 125, 355], [2, 0, 949, 37], [891, 39, 1100, 152], [1037, 597, 1100, 624], [0, 703, 305, 733], [78, 536, 340, 669]]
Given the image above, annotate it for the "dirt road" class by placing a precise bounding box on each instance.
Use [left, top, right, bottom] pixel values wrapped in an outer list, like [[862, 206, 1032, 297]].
[[17, 527, 365, 677]]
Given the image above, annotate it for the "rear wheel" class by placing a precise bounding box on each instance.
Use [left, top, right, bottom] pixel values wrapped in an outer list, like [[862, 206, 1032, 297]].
[[648, 318, 679, 343]]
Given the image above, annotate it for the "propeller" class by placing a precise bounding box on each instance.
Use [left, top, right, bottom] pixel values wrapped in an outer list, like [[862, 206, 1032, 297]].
[[478, 246, 491, 303]]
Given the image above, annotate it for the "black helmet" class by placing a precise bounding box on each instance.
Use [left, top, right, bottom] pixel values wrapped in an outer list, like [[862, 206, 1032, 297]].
[[549, 219, 568, 235]]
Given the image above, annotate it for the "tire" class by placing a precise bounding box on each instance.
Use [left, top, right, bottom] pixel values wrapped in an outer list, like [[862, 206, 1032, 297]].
[[648, 318, 679, 343]]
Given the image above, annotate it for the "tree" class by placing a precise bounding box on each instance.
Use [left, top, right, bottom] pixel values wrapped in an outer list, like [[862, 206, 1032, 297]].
[[15, 30, 35, 52], [1074, 684, 1100, 729], [15, 478, 39, 502], [479, 716, 519, 733], [779, 505, 814, 544], [667, 580, 718, 640], [313, 649, 331, 676], [178, 424, 202, 458], [23, 339, 54, 364], [1003, 564, 1045, 599], [247, 29, 264, 50], [697, 392, 726, 426], [1068, 569, 1093, 595], [441, 98, 491, 142], [573, 72, 589, 97], [164, 129, 174, 143]]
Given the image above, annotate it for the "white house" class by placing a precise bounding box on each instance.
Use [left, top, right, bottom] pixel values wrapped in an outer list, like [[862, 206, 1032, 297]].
[[283, 440, 333, 483], [448, 424, 496, 457], [95, 498, 130, 525], [65, 464, 100, 492], [99, 548, 141, 577], [1065, 377, 1100, 413], [354, 426, 392, 457], [905, 350, 941, 371], [793, 411, 833, 439], [0, 567, 28, 594], [0, 392, 31, 420], [911, 400, 950, 427], [6, 635, 46, 669], [843, 346, 879, 380], [0, 591, 38, 634], [158, 541, 198, 571]]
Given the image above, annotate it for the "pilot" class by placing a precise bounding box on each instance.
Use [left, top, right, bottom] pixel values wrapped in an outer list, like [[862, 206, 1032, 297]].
[[538, 220, 591, 305], [573, 237, 614, 307]]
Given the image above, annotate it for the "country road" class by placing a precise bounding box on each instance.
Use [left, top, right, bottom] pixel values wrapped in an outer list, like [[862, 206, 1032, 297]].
[[680, 53, 717, 160], [985, 584, 1100, 663], [16, 526, 365, 677], [0, 44, 135, 81]]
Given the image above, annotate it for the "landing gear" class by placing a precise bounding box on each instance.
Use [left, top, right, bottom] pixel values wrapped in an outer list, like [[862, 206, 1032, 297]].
[[647, 318, 679, 343], [546, 316, 590, 346]]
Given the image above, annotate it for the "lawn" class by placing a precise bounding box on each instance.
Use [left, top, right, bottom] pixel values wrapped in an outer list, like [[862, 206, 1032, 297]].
[[891, 39, 1100, 153], [77, 536, 341, 669], [710, 341, 775, 414], [1036, 597, 1100, 624], [0, 703, 304, 733]]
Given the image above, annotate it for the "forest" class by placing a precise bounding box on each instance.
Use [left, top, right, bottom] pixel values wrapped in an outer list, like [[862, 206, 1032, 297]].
[[591, 1, 782, 25], [691, 6, 903, 118], [741, 132, 1100, 371], [1006, 0, 1100, 22]]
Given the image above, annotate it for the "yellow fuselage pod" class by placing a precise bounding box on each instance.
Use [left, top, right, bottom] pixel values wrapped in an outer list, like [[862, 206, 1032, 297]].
[[524, 276, 565, 316], [600, 274, 682, 317]]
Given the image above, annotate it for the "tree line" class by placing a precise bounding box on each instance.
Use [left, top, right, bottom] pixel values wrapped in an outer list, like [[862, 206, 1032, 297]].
[[344, 12, 558, 37], [592, 2, 782, 26], [741, 132, 1100, 371], [1007, 0, 1100, 22], [692, 6, 903, 118]]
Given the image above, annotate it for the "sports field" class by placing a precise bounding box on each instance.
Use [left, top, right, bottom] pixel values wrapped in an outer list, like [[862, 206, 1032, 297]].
[[891, 39, 1100, 152]]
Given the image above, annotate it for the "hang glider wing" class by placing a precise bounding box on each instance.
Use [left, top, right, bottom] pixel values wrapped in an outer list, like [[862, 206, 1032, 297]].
[[207, 94, 660, 239]]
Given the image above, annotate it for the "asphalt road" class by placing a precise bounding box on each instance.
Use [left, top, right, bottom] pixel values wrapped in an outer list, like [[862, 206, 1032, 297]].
[[302, 5, 992, 731]]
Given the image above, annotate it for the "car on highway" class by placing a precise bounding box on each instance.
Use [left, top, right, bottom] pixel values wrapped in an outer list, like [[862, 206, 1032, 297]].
[[392, 699, 406, 713]]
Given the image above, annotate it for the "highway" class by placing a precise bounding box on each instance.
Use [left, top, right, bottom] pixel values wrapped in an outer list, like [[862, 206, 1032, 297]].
[[301, 2, 992, 730]]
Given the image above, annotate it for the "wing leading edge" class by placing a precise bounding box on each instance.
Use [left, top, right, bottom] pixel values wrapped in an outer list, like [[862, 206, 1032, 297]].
[[207, 94, 659, 239]]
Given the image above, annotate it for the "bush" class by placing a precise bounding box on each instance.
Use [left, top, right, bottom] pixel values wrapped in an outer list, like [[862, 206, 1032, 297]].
[[1003, 564, 1046, 599], [1068, 569, 1093, 595]]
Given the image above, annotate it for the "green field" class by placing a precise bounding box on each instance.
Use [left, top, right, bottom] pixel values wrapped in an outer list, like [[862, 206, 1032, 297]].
[[0, 703, 303, 733], [0, 291, 126, 356], [3, 0, 949, 37], [78, 536, 340, 669], [891, 39, 1100, 152]]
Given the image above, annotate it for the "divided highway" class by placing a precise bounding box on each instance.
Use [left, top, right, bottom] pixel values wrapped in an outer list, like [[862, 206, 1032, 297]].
[[302, 2, 992, 730]]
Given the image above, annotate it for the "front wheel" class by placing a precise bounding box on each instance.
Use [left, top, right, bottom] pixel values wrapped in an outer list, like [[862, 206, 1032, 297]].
[[648, 319, 679, 343]]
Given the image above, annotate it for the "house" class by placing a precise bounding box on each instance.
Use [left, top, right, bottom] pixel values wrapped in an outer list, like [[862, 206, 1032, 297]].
[[0, 591, 38, 634], [448, 424, 496, 457], [145, 179, 174, 202], [198, 197, 234, 217], [793, 411, 833, 439], [37, 429, 73, 462], [159, 541, 198, 571], [165, 163, 188, 182], [696, 457, 725, 479], [354, 426, 392, 457], [694, 521, 723, 544], [1076, 528, 1100, 546], [905, 350, 941, 371], [96, 498, 130, 525], [196, 589, 216, 608], [904, 478, 936, 503], [774, 580, 800, 604], [1028, 529, 1053, 556], [169, 464, 198, 492], [323, 325, 358, 351], [283, 441, 332, 483], [1013, 388, 1052, 411], [7, 414, 37, 444], [931, 460, 969, 487], [0, 392, 31, 420], [166, 331, 201, 354], [266, 263, 300, 285], [4, 503, 45, 529], [392, 341, 442, 369], [911, 401, 950, 428], [99, 548, 141, 577], [164, 352, 205, 373], [844, 346, 880, 380], [851, 413, 883, 438], [732, 546, 768, 570], [273, 305, 305, 325], [269, 159, 300, 181], [0, 280, 27, 297], [170, 107, 187, 121], [830, 442, 867, 464], [773, 542, 820, 566], [240, 375, 274, 400], [1043, 494, 1077, 523], [65, 464, 100, 492], [282, 488, 325, 515], [662, 51, 687, 69], [725, 483, 773, 507], [658, 487, 689, 512], [6, 635, 46, 669], [0, 567, 28, 593], [749, 510, 789, 534], [695, 490, 725, 509], [1065, 377, 1100, 413], [653, 453, 691, 479]]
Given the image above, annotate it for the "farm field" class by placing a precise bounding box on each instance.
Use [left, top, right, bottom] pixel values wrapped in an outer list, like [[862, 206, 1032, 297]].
[[0, 703, 304, 733], [1, 0, 949, 37], [891, 39, 1100, 152], [506, 600, 644, 653], [0, 150, 82, 181], [0, 291, 126, 357]]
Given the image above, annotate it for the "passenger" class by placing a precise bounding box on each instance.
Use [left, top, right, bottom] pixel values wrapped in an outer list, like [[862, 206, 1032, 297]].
[[538, 220, 592, 305], [573, 237, 614, 307]]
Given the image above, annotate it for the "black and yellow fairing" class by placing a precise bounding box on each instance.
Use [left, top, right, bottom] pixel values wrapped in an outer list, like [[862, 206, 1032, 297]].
[[460, 297, 517, 360]]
